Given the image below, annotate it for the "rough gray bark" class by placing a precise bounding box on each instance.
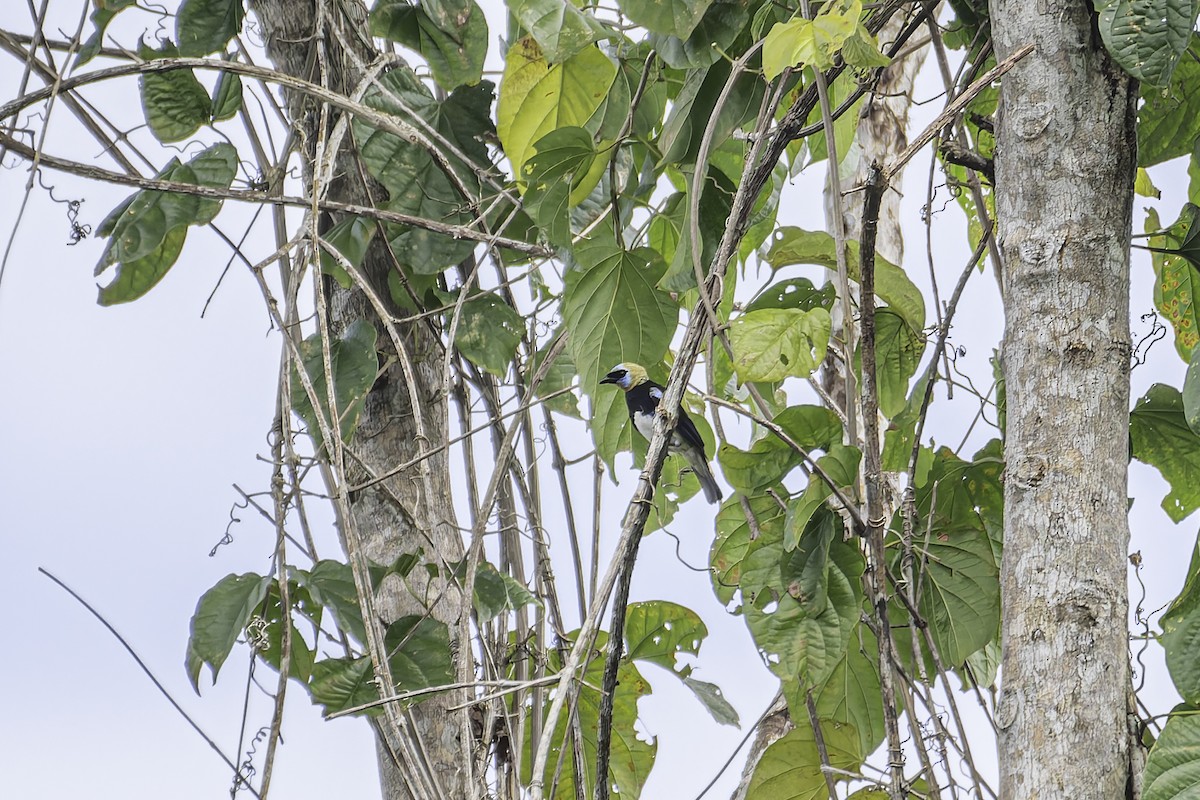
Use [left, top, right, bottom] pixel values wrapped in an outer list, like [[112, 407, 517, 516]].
[[248, 3, 469, 798], [990, 1, 1138, 797]]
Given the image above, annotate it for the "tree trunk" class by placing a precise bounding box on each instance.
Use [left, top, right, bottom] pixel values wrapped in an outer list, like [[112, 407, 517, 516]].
[[990, 1, 1137, 797], [248, 3, 469, 798]]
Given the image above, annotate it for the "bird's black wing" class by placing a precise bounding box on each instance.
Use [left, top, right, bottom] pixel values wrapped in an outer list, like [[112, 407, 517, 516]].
[[648, 382, 706, 454]]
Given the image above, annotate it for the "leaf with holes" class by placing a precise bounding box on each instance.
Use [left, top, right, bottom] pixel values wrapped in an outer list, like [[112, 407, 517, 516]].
[[508, 0, 607, 62], [1148, 205, 1200, 358], [729, 307, 831, 384], [449, 292, 524, 376], [520, 632, 655, 798], [625, 600, 708, 674], [1095, 0, 1197, 87], [767, 226, 926, 333]]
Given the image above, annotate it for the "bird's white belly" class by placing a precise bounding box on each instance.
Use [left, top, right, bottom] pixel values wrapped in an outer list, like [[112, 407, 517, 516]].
[[633, 411, 683, 450]]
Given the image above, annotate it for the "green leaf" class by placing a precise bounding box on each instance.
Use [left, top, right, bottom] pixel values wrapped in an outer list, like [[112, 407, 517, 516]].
[[1139, 35, 1200, 166], [562, 235, 677, 455], [520, 633, 655, 798], [729, 307, 832, 383], [763, 5, 858, 79], [371, 0, 487, 89], [176, 0, 245, 57], [296, 560, 367, 645], [650, 0, 750, 69], [531, 332, 580, 417], [254, 580, 317, 684], [806, 626, 885, 758], [78, 0, 137, 65], [138, 42, 213, 143], [905, 448, 1002, 665], [1131, 384, 1200, 522], [1144, 709, 1200, 800], [682, 676, 740, 726], [186, 572, 272, 690], [659, 60, 762, 166], [914, 518, 999, 666], [617, 0, 714, 38], [766, 226, 926, 332], [590, 382, 637, 471], [867, 308, 925, 418], [507, 0, 605, 63], [291, 319, 379, 447], [625, 600, 708, 673], [1163, 542, 1200, 703], [744, 719, 863, 799], [1186, 347, 1200, 436], [717, 405, 844, 493], [95, 143, 238, 305], [367, 550, 424, 590], [354, 71, 494, 274], [784, 445, 861, 551], [659, 169, 737, 293], [319, 215, 375, 289], [522, 126, 605, 245], [745, 278, 837, 314], [711, 492, 789, 604], [309, 656, 379, 716], [1148, 204, 1200, 358], [1095, 0, 1197, 87], [841, 24, 890, 68], [210, 69, 243, 121], [743, 508, 864, 687], [450, 291, 524, 376], [497, 39, 618, 186], [472, 561, 541, 621], [384, 615, 456, 689]]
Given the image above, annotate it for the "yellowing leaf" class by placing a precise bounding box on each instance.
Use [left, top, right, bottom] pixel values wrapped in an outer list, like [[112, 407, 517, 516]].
[[497, 38, 617, 185], [728, 307, 831, 383]]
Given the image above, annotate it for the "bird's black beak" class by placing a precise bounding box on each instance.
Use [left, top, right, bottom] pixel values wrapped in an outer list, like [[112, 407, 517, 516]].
[[601, 370, 622, 385]]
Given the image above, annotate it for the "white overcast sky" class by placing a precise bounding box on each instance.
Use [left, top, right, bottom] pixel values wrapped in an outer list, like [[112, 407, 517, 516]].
[[0, 3, 1194, 799]]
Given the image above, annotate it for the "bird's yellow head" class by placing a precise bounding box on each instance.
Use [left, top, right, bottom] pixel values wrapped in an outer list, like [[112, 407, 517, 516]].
[[600, 363, 649, 391]]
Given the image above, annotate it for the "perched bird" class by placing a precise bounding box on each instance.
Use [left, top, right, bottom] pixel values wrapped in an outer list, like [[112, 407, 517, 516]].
[[600, 362, 722, 504]]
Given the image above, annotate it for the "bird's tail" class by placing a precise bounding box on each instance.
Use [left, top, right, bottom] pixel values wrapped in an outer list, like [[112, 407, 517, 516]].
[[683, 448, 722, 504]]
